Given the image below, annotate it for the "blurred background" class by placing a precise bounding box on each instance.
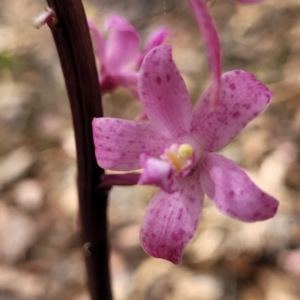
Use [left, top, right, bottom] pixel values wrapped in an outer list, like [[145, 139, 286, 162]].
[[1, 0, 300, 299]]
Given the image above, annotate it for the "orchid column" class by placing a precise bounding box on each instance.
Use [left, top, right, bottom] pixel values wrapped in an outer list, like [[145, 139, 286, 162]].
[[44, 0, 112, 299]]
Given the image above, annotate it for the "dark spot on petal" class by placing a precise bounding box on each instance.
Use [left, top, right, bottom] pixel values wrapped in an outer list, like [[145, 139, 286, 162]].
[[229, 83, 236, 90], [232, 111, 240, 118], [166, 73, 170, 82], [177, 213, 182, 221], [156, 76, 161, 85], [253, 212, 261, 218], [172, 232, 179, 242], [188, 196, 195, 203], [242, 103, 251, 110], [228, 190, 235, 197]]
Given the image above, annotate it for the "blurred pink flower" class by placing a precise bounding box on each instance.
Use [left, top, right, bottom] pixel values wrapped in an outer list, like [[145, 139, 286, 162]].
[[88, 15, 169, 96], [93, 45, 279, 264]]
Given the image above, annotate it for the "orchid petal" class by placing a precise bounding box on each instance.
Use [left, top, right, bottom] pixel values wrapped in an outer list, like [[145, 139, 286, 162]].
[[139, 45, 193, 139], [92, 118, 169, 171], [88, 20, 106, 65], [200, 153, 279, 222], [141, 170, 204, 264], [105, 14, 140, 73], [111, 71, 139, 98], [191, 70, 273, 151], [138, 154, 175, 193], [187, 0, 221, 108], [100, 71, 139, 95], [112, 71, 138, 88], [137, 27, 171, 67]]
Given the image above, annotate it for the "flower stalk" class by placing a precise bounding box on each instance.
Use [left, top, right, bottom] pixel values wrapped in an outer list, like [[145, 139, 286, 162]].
[[98, 173, 141, 188], [44, 0, 112, 299]]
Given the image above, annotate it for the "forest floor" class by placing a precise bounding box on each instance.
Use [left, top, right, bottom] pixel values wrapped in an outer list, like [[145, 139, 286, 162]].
[[1, 0, 300, 299]]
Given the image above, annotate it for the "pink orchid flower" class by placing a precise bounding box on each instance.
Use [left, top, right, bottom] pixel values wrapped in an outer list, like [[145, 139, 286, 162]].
[[88, 15, 169, 95], [92, 45, 279, 264]]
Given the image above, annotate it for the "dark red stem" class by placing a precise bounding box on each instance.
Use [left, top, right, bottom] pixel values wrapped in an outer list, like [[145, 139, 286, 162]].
[[44, 1, 112, 299], [98, 173, 141, 188]]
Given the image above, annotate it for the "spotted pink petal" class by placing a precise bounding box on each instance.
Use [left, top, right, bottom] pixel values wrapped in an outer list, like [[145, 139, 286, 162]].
[[138, 154, 175, 193], [88, 20, 106, 65], [187, 0, 221, 108], [191, 70, 273, 152], [137, 27, 170, 67], [92, 118, 169, 171], [200, 153, 279, 222], [104, 14, 140, 73], [139, 45, 193, 139], [141, 170, 204, 264]]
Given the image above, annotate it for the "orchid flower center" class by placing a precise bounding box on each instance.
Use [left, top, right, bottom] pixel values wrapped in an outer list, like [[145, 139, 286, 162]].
[[161, 143, 194, 173]]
